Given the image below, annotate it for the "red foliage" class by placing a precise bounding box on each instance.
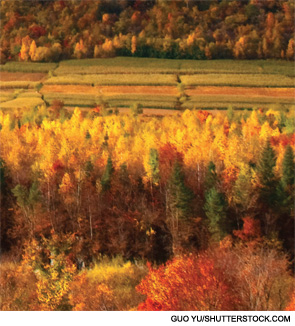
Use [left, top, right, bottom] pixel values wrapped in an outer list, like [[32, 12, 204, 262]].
[[196, 110, 211, 124], [52, 160, 64, 172], [233, 217, 261, 242], [159, 143, 183, 183], [3, 13, 21, 32], [270, 134, 295, 147], [137, 255, 237, 311], [93, 106, 101, 114], [221, 166, 239, 192], [285, 294, 295, 311], [29, 25, 47, 39]]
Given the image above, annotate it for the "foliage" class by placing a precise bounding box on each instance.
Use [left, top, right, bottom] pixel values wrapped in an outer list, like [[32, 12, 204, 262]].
[[1, 1, 294, 62], [137, 255, 238, 311], [0, 106, 294, 311], [137, 243, 294, 311]]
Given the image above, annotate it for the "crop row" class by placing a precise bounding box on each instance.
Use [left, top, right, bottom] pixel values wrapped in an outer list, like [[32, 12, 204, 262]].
[[44, 74, 177, 86]]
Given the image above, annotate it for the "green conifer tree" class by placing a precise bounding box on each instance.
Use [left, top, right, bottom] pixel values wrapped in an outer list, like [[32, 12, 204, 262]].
[[148, 148, 160, 185], [169, 160, 194, 220], [203, 161, 228, 241], [204, 187, 227, 241], [101, 156, 114, 192], [257, 140, 278, 208], [204, 161, 217, 190], [281, 145, 295, 190]]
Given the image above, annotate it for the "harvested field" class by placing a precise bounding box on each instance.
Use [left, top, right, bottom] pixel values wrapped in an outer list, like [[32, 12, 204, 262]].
[[41, 85, 178, 96], [42, 84, 100, 95], [0, 62, 57, 73], [186, 86, 295, 98], [44, 74, 177, 86], [0, 72, 47, 82], [102, 85, 177, 95], [180, 74, 295, 88], [0, 81, 38, 89], [0, 97, 44, 109]]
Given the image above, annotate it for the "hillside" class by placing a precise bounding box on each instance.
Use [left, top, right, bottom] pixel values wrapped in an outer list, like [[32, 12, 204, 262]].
[[1, 0, 294, 63]]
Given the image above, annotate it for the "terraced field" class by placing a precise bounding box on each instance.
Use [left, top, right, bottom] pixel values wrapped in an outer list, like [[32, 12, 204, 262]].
[[0, 57, 294, 112]]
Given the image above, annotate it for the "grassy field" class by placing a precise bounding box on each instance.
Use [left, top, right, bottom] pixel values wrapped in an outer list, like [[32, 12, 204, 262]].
[[185, 94, 295, 109], [55, 57, 182, 75], [54, 57, 295, 76], [0, 96, 44, 110], [186, 86, 295, 97], [1, 57, 294, 112], [0, 62, 57, 73], [43, 92, 177, 108], [180, 74, 295, 87], [44, 73, 177, 86]]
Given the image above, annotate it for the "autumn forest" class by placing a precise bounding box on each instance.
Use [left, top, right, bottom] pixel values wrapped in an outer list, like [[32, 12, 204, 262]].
[[0, 0, 295, 313]]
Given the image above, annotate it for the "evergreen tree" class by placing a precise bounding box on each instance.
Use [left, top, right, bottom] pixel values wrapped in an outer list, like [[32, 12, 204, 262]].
[[256, 140, 278, 208], [278, 145, 295, 257], [205, 161, 217, 190], [204, 187, 227, 241], [256, 140, 281, 236], [169, 160, 194, 220], [281, 145, 295, 190], [203, 161, 228, 241], [277, 145, 295, 213], [101, 156, 114, 192], [148, 148, 160, 185]]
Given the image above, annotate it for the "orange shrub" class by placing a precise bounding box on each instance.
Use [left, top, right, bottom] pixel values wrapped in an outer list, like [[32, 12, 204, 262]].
[[136, 255, 237, 311]]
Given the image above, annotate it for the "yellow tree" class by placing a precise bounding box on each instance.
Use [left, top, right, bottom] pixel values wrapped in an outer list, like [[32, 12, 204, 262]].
[[29, 40, 37, 61]]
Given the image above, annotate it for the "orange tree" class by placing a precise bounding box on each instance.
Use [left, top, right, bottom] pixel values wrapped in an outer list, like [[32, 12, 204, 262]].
[[136, 254, 238, 311]]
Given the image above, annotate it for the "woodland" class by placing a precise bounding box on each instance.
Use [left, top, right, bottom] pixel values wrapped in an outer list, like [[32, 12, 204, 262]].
[[0, 106, 294, 310], [0, 0, 295, 313], [0, 0, 294, 63]]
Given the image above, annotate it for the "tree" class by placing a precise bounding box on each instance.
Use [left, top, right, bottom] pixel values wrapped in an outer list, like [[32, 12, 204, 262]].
[[20, 36, 31, 61], [22, 234, 77, 311], [101, 156, 114, 193], [256, 140, 279, 235], [232, 163, 257, 216], [29, 40, 37, 61], [286, 38, 295, 61], [166, 160, 194, 252], [281, 145, 295, 191], [137, 255, 237, 311], [168, 160, 193, 220], [204, 161, 217, 190], [148, 148, 160, 185], [204, 187, 227, 241]]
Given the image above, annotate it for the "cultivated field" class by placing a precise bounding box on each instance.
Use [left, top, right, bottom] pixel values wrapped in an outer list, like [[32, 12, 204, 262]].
[[0, 57, 294, 112]]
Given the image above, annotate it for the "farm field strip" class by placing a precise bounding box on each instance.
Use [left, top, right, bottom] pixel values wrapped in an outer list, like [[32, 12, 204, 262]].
[[1, 58, 295, 111], [188, 94, 295, 103], [0, 81, 39, 89], [41, 84, 178, 96], [180, 74, 295, 88], [0, 72, 47, 82], [0, 61, 57, 73], [55, 57, 295, 76], [186, 86, 295, 98], [0, 96, 44, 110], [44, 74, 177, 86]]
